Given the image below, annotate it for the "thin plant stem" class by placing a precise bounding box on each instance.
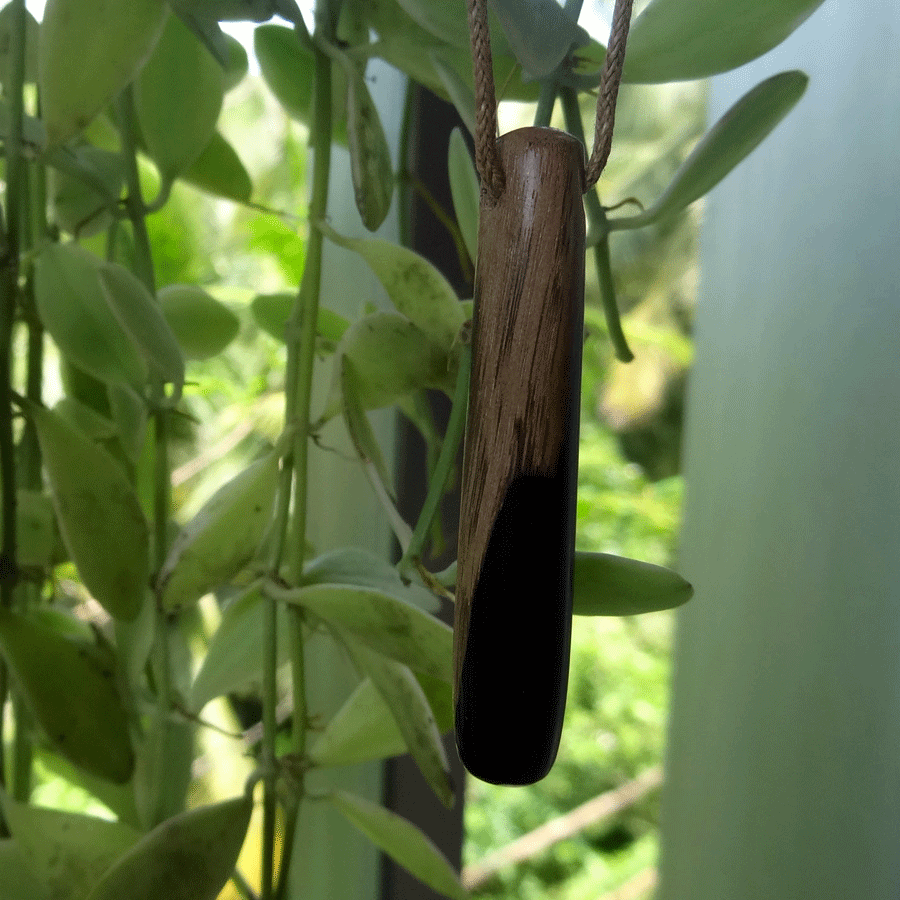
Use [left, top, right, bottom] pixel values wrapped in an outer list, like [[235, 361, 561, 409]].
[[115, 86, 176, 828], [398, 345, 471, 576], [559, 87, 633, 362], [0, 0, 30, 819], [267, 5, 338, 896]]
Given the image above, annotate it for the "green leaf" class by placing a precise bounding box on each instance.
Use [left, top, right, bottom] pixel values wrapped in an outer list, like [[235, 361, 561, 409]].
[[14, 490, 60, 569], [328, 791, 466, 900], [134, 13, 225, 178], [1, 793, 140, 900], [39, 0, 168, 147], [107, 383, 149, 464], [182, 130, 253, 202], [51, 145, 124, 238], [98, 263, 186, 393], [309, 671, 452, 768], [159, 284, 240, 359], [222, 33, 249, 89], [52, 395, 117, 441], [35, 243, 148, 388], [638, 71, 809, 225], [190, 585, 292, 710], [0, 840, 51, 900], [431, 55, 475, 139], [447, 127, 479, 263], [490, 0, 590, 79], [29, 403, 149, 622], [392, 0, 469, 48], [344, 58, 394, 231], [251, 293, 349, 350], [319, 223, 465, 351], [349, 642, 454, 807], [254, 24, 349, 143], [624, 0, 826, 83], [85, 796, 252, 900], [318, 312, 455, 423], [341, 356, 395, 500], [573, 551, 693, 616], [275, 582, 453, 682], [0, 608, 135, 782], [303, 546, 439, 613], [158, 454, 279, 611], [0, 5, 39, 88]]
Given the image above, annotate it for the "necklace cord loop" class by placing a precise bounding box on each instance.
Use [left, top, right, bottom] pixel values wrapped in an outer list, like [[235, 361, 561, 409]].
[[466, 0, 634, 195]]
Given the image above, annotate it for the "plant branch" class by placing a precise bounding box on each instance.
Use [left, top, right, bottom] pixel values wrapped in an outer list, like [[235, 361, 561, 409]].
[[560, 86, 633, 362]]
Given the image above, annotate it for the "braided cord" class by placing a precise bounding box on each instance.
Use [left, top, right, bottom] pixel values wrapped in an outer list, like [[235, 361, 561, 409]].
[[585, 0, 634, 189], [468, 0, 505, 200]]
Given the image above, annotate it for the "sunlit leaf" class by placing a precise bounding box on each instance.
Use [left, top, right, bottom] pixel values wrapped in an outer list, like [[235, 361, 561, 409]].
[[573, 551, 693, 616], [447, 127, 479, 262], [274, 582, 453, 682], [624, 0, 826, 83], [182, 130, 253, 202], [636, 71, 809, 225], [328, 791, 466, 900], [349, 641, 454, 807]]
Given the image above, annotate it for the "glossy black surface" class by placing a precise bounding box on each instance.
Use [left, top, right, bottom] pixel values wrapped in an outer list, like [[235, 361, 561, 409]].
[[455, 450, 576, 785]]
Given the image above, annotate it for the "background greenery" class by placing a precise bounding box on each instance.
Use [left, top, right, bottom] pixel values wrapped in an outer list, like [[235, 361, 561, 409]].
[[24, 53, 700, 898]]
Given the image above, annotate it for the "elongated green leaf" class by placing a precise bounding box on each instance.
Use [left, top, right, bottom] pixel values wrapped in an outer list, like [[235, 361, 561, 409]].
[[343, 58, 393, 232], [0, 5, 39, 88], [51, 145, 123, 238], [158, 454, 279, 611], [638, 71, 808, 225], [85, 796, 252, 900], [182, 130, 253, 201], [341, 356, 395, 500], [328, 791, 466, 900], [254, 24, 348, 143], [107, 383, 149, 464], [447, 127, 479, 262], [0, 840, 50, 900], [573, 551, 693, 616], [392, 0, 469, 48], [349, 642, 454, 807], [190, 586, 292, 710], [0, 608, 135, 782], [39, 0, 168, 147], [14, 490, 60, 568], [35, 243, 147, 388], [250, 293, 349, 350], [430, 54, 475, 138], [624, 0, 826, 83], [135, 14, 224, 178], [98, 263, 185, 392], [303, 546, 439, 612], [159, 284, 240, 360], [309, 671, 452, 768], [319, 223, 466, 351], [1, 793, 140, 900], [275, 583, 453, 682], [490, 0, 589, 79], [318, 312, 455, 424], [30, 403, 149, 621]]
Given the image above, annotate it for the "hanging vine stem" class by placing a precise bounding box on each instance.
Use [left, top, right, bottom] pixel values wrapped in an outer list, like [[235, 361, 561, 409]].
[[268, 4, 338, 897]]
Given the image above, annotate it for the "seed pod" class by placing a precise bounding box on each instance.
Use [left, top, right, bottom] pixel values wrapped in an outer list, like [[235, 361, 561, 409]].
[[454, 127, 586, 785]]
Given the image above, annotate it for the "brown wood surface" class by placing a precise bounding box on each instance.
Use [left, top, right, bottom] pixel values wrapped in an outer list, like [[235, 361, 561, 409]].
[[454, 126, 586, 694]]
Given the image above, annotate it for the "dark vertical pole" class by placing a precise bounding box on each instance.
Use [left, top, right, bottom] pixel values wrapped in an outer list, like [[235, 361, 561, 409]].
[[381, 85, 468, 900]]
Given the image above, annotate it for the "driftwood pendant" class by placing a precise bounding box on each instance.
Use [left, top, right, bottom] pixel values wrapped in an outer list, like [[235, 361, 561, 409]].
[[454, 127, 586, 785]]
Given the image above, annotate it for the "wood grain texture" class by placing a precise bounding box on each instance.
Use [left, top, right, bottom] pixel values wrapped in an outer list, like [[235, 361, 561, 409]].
[[454, 127, 586, 785]]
